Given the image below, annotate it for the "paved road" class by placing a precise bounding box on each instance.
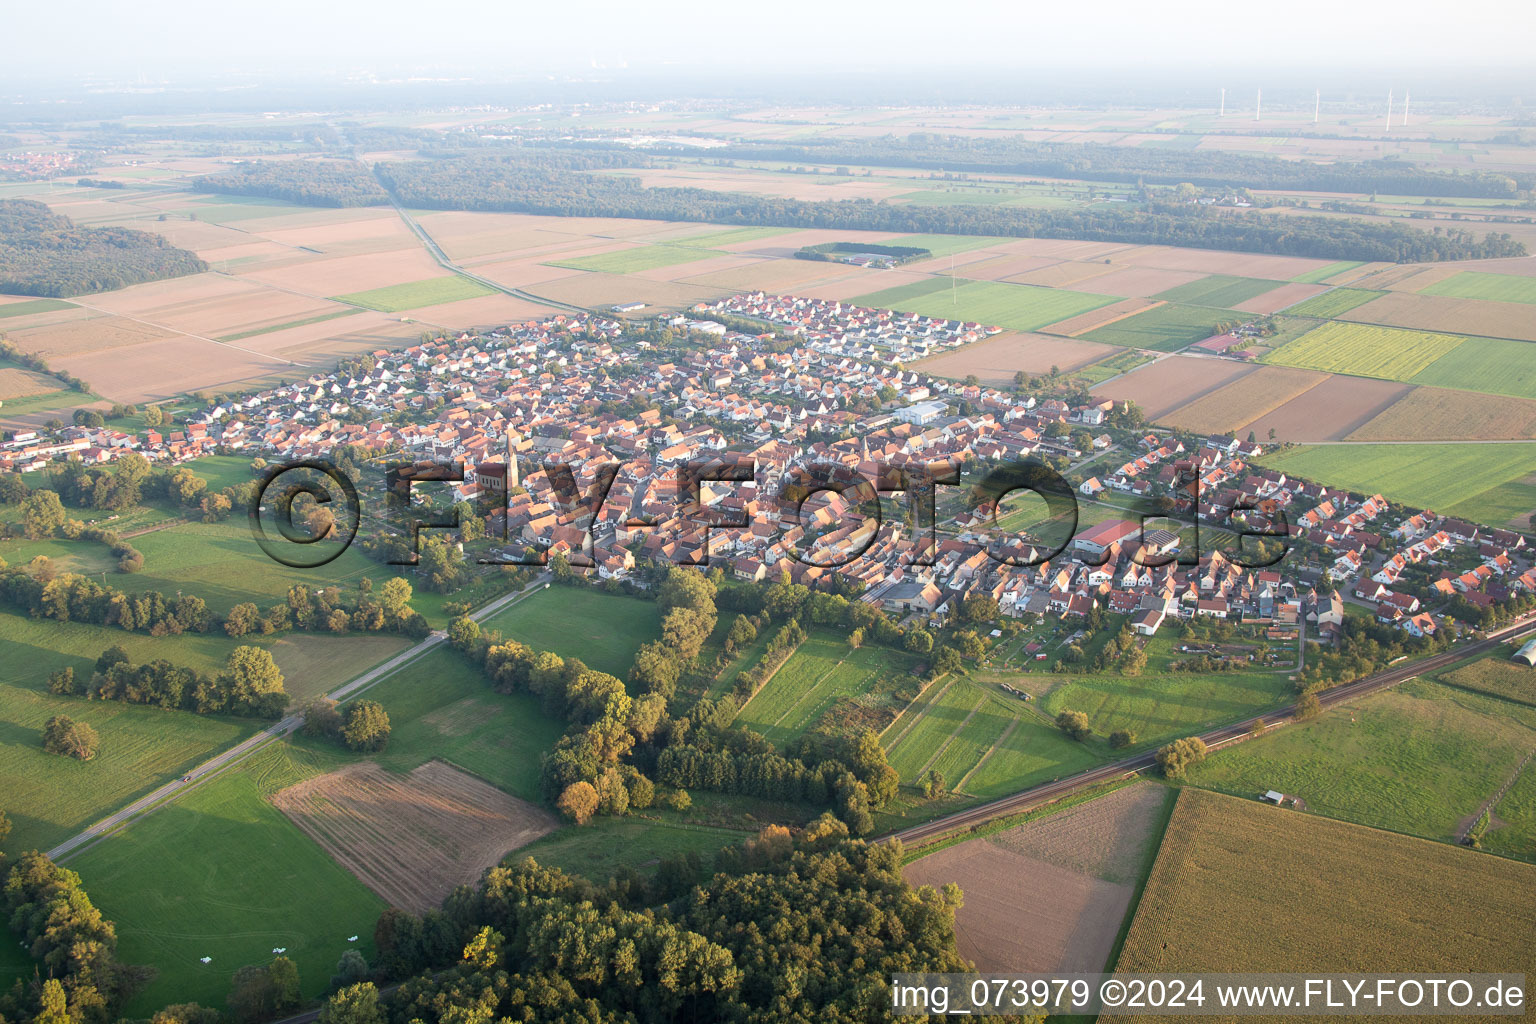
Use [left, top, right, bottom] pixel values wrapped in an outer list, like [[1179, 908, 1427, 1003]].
[[48, 575, 551, 863], [883, 612, 1536, 849]]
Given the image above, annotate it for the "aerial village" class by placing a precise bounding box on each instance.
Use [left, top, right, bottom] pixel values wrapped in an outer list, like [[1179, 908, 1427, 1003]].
[[4, 293, 1531, 644]]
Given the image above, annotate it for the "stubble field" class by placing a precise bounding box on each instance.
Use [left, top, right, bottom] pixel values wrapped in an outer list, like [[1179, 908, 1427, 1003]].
[[1107, 788, 1536, 1024]]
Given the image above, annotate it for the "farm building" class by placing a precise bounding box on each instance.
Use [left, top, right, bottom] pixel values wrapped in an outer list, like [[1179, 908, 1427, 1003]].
[[1073, 519, 1141, 557], [1512, 638, 1536, 666]]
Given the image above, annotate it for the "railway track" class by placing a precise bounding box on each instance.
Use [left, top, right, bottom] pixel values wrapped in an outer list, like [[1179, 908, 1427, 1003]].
[[885, 614, 1536, 849]]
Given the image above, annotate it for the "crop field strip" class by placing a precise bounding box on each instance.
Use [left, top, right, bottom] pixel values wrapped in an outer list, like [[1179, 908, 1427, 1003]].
[[1290, 260, 1366, 284], [732, 637, 910, 746], [1277, 286, 1385, 318], [1421, 270, 1536, 305], [1151, 274, 1283, 308], [547, 243, 729, 274], [1264, 319, 1536, 400], [1079, 301, 1244, 352], [853, 277, 1119, 333], [331, 275, 497, 312]]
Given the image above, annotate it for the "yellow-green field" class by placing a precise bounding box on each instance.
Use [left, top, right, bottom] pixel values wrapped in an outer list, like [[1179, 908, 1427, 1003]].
[[1265, 320, 1464, 380]]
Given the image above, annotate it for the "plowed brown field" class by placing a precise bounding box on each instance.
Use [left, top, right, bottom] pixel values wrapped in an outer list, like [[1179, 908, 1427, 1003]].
[[272, 760, 558, 913]]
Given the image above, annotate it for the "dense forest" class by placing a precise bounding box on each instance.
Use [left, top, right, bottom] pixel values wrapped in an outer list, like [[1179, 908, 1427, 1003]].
[[373, 152, 1524, 262], [367, 821, 969, 1023], [194, 159, 388, 207], [689, 133, 1536, 197], [0, 200, 207, 297]]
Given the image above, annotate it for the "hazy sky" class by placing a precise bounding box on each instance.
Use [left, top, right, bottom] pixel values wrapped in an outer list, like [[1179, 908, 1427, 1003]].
[[6, 0, 1533, 86]]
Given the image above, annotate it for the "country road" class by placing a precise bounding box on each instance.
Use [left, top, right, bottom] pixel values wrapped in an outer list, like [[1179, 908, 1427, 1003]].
[[367, 166, 588, 316], [48, 574, 551, 863], [884, 612, 1536, 849]]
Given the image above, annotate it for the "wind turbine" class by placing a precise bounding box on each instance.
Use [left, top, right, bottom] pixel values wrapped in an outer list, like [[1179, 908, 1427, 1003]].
[[1385, 90, 1393, 132], [1219, 87, 1225, 118], [1314, 89, 1320, 124], [1255, 89, 1261, 122], [1402, 89, 1410, 127]]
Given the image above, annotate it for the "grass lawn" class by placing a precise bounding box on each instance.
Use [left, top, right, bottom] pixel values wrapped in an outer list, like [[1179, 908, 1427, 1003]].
[[1421, 271, 1536, 305], [1113, 788, 1536, 979], [0, 298, 75, 319], [549, 245, 722, 274], [184, 453, 261, 494], [362, 645, 565, 803], [1291, 260, 1366, 285], [267, 633, 414, 704], [1278, 286, 1384, 318], [513, 816, 747, 880], [333, 275, 495, 312], [1037, 658, 1293, 750], [1185, 680, 1536, 845], [854, 277, 1118, 333], [1154, 275, 1282, 308], [481, 587, 660, 679], [883, 675, 1102, 798], [69, 740, 385, 1016], [1436, 650, 1536, 708], [1257, 443, 1536, 520], [732, 635, 913, 746], [1487, 759, 1536, 861], [1080, 302, 1241, 352]]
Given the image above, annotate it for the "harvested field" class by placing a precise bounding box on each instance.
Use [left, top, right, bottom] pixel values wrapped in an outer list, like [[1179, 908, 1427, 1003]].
[[1380, 264, 1464, 292], [527, 273, 731, 311], [1059, 266, 1206, 297], [6, 314, 177, 359], [1041, 297, 1160, 336], [928, 253, 1060, 281], [1291, 260, 1366, 284], [243, 248, 447, 296], [1107, 789, 1536, 1022], [916, 332, 1119, 383], [1009, 261, 1120, 289], [1241, 375, 1414, 442], [1348, 386, 1536, 441], [1342, 291, 1536, 343], [271, 760, 558, 913], [1157, 366, 1329, 435], [1091, 356, 1256, 419], [1231, 281, 1329, 314], [51, 337, 292, 404], [676, 258, 858, 293], [1112, 246, 1332, 281], [547, 243, 724, 275], [904, 785, 1171, 974], [0, 367, 63, 400], [398, 292, 559, 327]]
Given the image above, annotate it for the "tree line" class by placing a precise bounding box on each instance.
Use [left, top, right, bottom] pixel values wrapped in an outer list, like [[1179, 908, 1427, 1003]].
[[0, 200, 207, 298], [322, 818, 970, 1024], [693, 133, 1534, 198], [48, 643, 289, 719], [0, 338, 90, 396], [0, 566, 430, 642], [0, 850, 151, 1024], [194, 160, 388, 208], [366, 151, 1524, 263]]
